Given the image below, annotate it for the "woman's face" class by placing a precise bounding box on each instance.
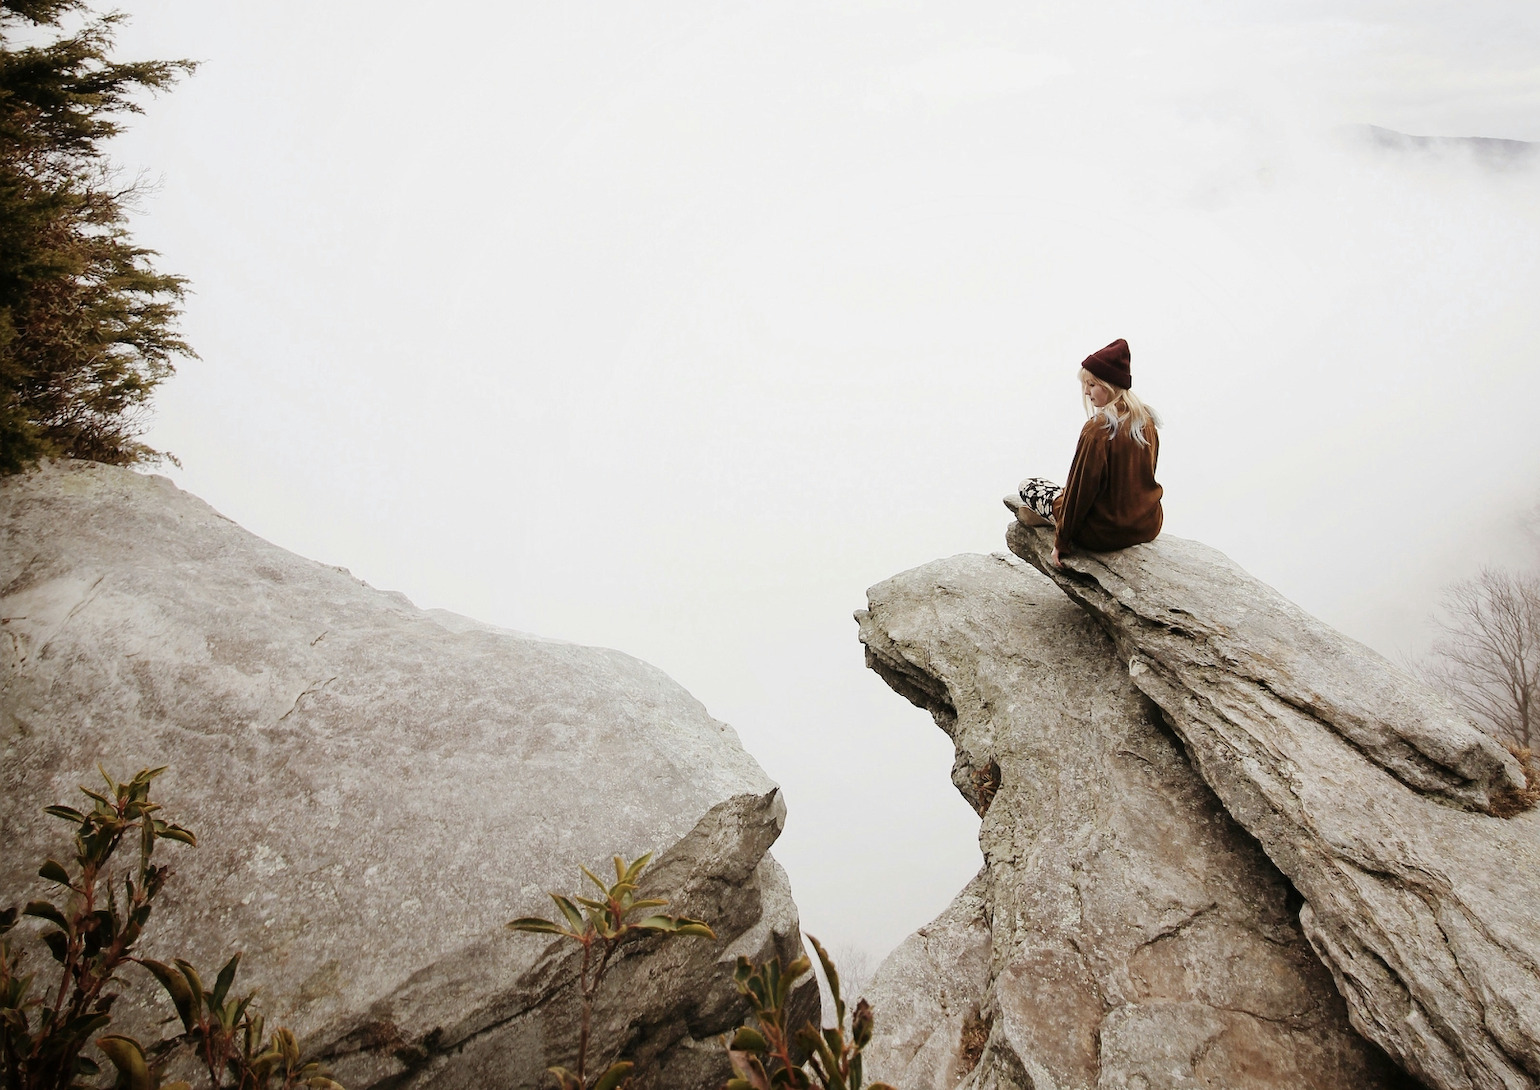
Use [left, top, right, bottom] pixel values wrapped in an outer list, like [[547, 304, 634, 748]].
[[1082, 374, 1116, 409]]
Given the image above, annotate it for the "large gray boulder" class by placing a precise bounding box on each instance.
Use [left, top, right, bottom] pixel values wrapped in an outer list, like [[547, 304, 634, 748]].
[[0, 461, 815, 1090], [1007, 522, 1540, 1090], [857, 553, 1407, 1090]]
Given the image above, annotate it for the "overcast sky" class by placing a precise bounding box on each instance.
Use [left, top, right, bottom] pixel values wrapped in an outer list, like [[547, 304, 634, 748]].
[[105, 1, 1540, 961]]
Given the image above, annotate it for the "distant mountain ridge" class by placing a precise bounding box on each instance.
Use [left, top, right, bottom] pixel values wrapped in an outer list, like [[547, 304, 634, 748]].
[[1357, 124, 1538, 166]]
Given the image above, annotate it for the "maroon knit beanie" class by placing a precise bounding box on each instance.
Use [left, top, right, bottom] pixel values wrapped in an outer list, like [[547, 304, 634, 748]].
[[1082, 338, 1132, 390]]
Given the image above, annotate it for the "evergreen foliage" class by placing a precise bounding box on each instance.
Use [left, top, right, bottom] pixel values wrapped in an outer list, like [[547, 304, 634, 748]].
[[0, 0, 195, 472]]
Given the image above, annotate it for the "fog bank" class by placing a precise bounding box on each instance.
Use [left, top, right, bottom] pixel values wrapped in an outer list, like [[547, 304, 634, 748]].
[[110, 1, 1540, 958]]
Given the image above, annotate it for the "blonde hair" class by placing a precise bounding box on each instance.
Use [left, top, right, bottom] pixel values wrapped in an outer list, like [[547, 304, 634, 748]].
[[1079, 368, 1160, 448]]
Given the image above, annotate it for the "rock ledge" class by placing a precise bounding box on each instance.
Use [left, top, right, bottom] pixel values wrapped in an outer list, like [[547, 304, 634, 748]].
[[857, 552, 1407, 1090], [1007, 522, 1540, 1090]]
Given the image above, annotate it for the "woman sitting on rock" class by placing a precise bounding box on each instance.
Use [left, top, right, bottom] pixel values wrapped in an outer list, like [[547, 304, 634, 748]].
[[1005, 338, 1163, 567]]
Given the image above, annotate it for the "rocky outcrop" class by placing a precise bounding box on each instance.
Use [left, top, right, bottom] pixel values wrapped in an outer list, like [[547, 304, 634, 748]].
[[859, 873, 991, 1090], [0, 461, 816, 1090], [1007, 523, 1540, 1090], [857, 553, 1409, 1090]]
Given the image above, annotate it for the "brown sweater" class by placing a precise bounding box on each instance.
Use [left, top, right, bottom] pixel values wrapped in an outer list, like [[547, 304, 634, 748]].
[[1052, 415, 1163, 555]]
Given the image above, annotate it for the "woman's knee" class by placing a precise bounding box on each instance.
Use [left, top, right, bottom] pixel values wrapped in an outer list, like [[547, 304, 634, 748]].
[[1017, 477, 1061, 521]]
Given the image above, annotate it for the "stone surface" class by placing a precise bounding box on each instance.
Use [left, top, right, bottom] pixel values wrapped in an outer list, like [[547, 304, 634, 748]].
[[857, 553, 1407, 1090], [860, 872, 991, 1090], [0, 461, 816, 1090], [1008, 522, 1540, 1090]]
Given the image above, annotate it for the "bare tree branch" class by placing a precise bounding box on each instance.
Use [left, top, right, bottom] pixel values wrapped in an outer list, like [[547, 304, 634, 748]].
[[1423, 567, 1540, 751]]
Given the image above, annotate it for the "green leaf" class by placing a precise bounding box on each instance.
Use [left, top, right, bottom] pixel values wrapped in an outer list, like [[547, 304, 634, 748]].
[[506, 916, 566, 935], [550, 894, 587, 934], [770, 1068, 801, 1090], [593, 1060, 634, 1090], [212, 952, 241, 1008], [43, 805, 86, 823], [727, 1050, 775, 1090], [67, 1011, 113, 1040], [85, 909, 113, 956], [96, 1034, 155, 1090], [807, 935, 843, 1027], [173, 958, 206, 1013], [851, 998, 873, 1049], [546, 1066, 583, 1090], [42, 929, 69, 962], [622, 853, 652, 883], [796, 1026, 842, 1090], [138, 958, 195, 1031], [781, 955, 811, 1007], [154, 821, 197, 847], [140, 802, 155, 868], [245, 1010, 266, 1052], [24, 900, 70, 931], [730, 1026, 767, 1052]]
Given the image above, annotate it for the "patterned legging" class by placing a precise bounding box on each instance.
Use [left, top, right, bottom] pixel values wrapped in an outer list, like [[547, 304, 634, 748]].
[[1018, 477, 1062, 521]]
